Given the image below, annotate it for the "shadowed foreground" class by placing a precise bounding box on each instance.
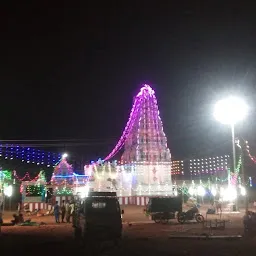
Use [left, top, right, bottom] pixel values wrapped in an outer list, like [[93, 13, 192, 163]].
[[1, 224, 256, 256], [1, 206, 255, 255]]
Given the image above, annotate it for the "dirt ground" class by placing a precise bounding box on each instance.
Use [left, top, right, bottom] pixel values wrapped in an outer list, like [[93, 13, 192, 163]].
[[0, 206, 255, 255]]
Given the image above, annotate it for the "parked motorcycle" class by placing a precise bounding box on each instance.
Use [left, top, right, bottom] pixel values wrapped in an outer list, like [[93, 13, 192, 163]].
[[177, 206, 204, 224]]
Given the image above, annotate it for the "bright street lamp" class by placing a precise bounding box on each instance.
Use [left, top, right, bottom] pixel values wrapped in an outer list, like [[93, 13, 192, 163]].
[[214, 96, 248, 186]]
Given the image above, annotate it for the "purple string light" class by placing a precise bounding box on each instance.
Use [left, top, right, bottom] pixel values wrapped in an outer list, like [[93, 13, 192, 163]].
[[104, 84, 154, 161]]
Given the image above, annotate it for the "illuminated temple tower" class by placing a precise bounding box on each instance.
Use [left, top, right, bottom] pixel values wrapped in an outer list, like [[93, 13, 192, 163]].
[[121, 85, 172, 196]]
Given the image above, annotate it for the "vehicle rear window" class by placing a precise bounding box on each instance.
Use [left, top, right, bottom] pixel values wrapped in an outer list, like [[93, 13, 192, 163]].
[[85, 198, 120, 213], [92, 202, 106, 209]]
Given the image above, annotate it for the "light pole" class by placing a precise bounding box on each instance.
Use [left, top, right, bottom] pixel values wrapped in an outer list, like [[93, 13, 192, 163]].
[[214, 96, 248, 186]]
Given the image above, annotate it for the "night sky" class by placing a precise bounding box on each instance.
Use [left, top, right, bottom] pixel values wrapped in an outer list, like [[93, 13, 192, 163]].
[[1, 3, 256, 164]]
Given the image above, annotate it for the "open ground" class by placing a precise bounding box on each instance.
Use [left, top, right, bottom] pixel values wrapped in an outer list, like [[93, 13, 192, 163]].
[[0, 205, 255, 255]]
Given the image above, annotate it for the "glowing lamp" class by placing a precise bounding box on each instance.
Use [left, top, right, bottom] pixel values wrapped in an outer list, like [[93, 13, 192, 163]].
[[188, 186, 195, 196], [76, 186, 89, 199], [214, 96, 248, 187], [240, 186, 246, 196], [213, 96, 248, 125], [197, 186, 205, 197], [211, 187, 217, 197], [223, 186, 237, 201], [4, 185, 13, 197], [62, 153, 68, 159]]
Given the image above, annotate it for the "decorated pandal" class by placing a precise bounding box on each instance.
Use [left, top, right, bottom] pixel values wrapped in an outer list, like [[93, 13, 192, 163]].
[[20, 159, 90, 210], [50, 158, 90, 198]]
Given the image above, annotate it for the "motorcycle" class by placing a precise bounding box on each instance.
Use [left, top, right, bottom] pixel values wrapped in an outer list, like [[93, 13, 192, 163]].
[[177, 206, 204, 224]]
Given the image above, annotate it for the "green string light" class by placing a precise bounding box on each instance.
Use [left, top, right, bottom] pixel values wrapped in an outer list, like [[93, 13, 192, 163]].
[[26, 185, 44, 196], [0, 170, 12, 181], [55, 187, 73, 195]]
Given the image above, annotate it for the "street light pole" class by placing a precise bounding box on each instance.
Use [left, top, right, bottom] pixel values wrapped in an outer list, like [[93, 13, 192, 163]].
[[214, 96, 248, 212], [231, 124, 238, 211], [231, 123, 236, 186]]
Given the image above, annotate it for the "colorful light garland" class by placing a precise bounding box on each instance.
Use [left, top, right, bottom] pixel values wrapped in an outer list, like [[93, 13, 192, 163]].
[[171, 160, 184, 175], [55, 187, 73, 195], [245, 140, 256, 164], [13, 171, 43, 182], [26, 185, 44, 196], [121, 84, 171, 163], [103, 84, 172, 163], [0, 170, 12, 181]]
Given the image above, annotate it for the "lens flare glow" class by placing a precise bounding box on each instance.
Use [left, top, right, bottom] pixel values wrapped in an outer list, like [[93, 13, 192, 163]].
[[214, 96, 248, 125], [188, 186, 195, 196], [222, 186, 237, 201], [240, 186, 246, 196], [197, 186, 205, 197], [211, 187, 217, 197], [75, 186, 89, 199], [4, 185, 13, 197]]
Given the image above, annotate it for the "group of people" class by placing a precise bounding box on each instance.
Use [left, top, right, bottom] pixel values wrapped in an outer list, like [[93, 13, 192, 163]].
[[11, 212, 32, 225], [53, 200, 74, 224]]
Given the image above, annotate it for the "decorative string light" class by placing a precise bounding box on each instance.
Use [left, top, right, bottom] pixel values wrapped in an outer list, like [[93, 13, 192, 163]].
[[0, 170, 12, 181], [249, 177, 252, 187], [55, 187, 73, 195], [13, 171, 42, 182], [171, 160, 184, 175], [104, 84, 172, 163], [103, 87, 143, 161], [189, 155, 230, 176], [245, 140, 256, 164], [0, 144, 61, 167], [26, 185, 44, 196], [230, 154, 242, 185]]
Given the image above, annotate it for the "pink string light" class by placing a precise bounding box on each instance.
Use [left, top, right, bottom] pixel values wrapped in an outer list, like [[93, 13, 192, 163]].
[[245, 140, 256, 164], [13, 171, 40, 182], [104, 84, 154, 161]]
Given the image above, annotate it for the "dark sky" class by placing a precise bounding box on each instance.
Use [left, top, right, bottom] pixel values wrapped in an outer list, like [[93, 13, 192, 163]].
[[1, 3, 256, 162]]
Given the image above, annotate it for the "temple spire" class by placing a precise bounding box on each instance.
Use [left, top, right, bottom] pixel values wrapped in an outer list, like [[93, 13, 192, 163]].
[[122, 84, 171, 163]]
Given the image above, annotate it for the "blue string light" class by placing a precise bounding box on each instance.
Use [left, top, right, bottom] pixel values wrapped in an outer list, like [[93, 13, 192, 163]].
[[0, 144, 61, 167], [53, 174, 90, 178]]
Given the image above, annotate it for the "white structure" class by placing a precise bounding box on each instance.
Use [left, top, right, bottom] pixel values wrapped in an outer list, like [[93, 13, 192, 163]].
[[85, 85, 173, 197]]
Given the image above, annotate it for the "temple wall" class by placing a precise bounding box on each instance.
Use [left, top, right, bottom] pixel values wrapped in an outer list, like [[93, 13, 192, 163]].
[[132, 163, 173, 196], [87, 162, 173, 197], [23, 196, 44, 203]]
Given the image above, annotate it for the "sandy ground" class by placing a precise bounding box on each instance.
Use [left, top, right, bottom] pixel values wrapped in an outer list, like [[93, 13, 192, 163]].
[[0, 206, 255, 255]]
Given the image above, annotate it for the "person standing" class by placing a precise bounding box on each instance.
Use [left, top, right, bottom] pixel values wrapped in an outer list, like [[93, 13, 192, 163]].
[[65, 201, 70, 223], [70, 201, 75, 223], [61, 200, 66, 223], [0, 212, 3, 225], [243, 211, 251, 235], [54, 201, 60, 223]]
